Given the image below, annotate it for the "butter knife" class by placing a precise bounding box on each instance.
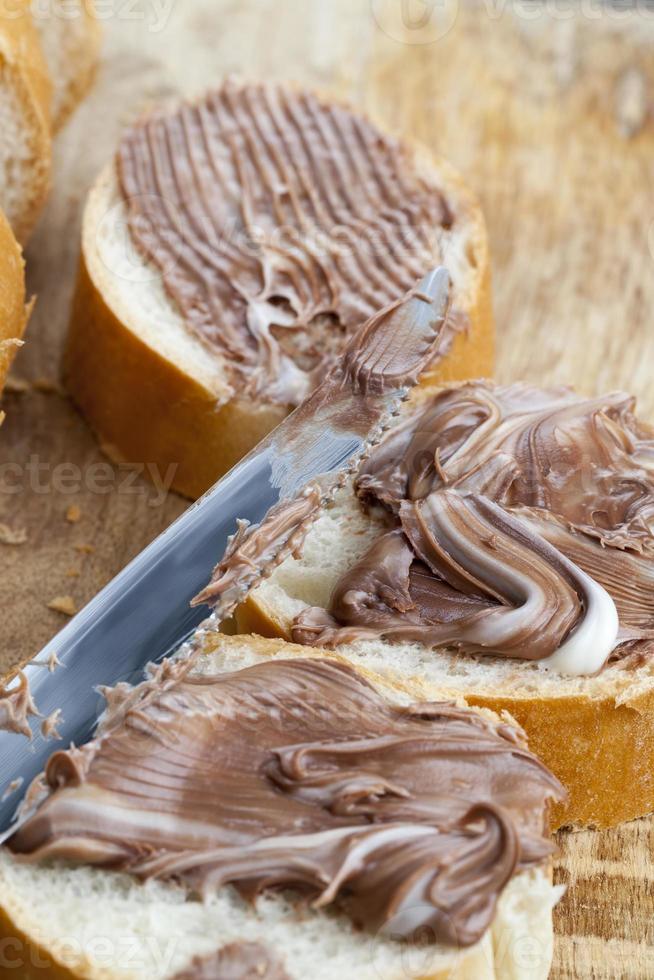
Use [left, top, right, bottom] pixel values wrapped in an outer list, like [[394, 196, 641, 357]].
[[0, 267, 450, 837]]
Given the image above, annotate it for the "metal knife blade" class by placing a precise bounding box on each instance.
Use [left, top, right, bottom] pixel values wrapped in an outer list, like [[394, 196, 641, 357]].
[[0, 267, 450, 837]]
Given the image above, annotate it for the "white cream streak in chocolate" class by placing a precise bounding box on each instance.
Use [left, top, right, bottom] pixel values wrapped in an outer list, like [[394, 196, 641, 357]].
[[118, 80, 460, 405], [293, 383, 654, 675]]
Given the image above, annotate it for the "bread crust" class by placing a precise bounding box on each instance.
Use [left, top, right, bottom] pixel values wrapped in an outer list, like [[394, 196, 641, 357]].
[[65, 255, 290, 499], [0, 903, 84, 980], [42, 0, 101, 133], [64, 130, 494, 501], [0, 0, 52, 241], [0, 208, 29, 397], [465, 685, 654, 830]]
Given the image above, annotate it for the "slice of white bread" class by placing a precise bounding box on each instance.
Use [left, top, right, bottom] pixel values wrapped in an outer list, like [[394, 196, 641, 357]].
[[236, 484, 654, 831], [0, 206, 29, 399], [64, 89, 493, 501], [0, 0, 52, 242], [0, 633, 562, 980], [32, 0, 100, 132], [0, 1, 99, 241]]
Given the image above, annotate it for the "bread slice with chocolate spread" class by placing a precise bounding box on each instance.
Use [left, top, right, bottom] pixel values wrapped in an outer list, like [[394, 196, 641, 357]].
[[233, 381, 654, 830], [64, 79, 493, 500], [0, 633, 562, 980]]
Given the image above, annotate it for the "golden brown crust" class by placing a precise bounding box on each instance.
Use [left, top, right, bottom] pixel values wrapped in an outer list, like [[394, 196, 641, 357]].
[[64, 138, 494, 501], [465, 686, 654, 830], [0, 208, 28, 396], [235, 591, 294, 640], [0, 0, 52, 241], [0, 903, 81, 980]]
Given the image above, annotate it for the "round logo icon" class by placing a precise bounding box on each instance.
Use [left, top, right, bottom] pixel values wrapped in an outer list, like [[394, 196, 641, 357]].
[[370, 0, 459, 45]]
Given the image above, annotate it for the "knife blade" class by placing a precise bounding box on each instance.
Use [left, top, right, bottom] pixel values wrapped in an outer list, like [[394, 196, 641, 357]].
[[0, 266, 450, 837]]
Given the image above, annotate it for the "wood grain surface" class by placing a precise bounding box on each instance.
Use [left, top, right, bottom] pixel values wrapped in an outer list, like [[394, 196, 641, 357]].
[[2, 2, 654, 976]]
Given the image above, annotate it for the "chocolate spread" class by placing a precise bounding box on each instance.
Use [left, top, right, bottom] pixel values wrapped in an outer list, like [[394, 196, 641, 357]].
[[118, 80, 461, 405], [9, 657, 562, 948], [171, 942, 289, 980], [195, 270, 451, 612], [0, 672, 38, 738], [293, 383, 654, 675], [194, 487, 323, 609]]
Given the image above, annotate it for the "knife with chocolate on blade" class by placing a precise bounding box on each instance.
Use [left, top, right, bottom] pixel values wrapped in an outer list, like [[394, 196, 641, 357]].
[[0, 267, 450, 838]]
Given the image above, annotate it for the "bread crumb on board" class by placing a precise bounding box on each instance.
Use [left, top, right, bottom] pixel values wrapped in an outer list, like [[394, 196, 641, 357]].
[[0, 523, 28, 545], [47, 596, 77, 616], [66, 504, 82, 523], [32, 377, 64, 396], [74, 543, 95, 554]]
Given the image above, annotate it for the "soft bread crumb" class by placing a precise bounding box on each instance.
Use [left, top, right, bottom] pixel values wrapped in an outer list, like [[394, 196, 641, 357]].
[[66, 503, 82, 523], [0, 523, 27, 545], [47, 595, 77, 616]]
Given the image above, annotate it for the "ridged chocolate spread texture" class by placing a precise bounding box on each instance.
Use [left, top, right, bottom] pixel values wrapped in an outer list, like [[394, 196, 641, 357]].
[[293, 383, 654, 675], [9, 657, 562, 947], [117, 80, 462, 405]]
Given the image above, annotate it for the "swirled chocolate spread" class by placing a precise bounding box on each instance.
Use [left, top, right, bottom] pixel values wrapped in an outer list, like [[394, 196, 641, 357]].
[[293, 382, 654, 675], [118, 79, 463, 405], [9, 657, 562, 948], [171, 942, 289, 980]]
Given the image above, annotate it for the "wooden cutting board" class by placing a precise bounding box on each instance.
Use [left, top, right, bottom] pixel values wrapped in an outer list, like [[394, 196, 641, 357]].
[[2, 2, 654, 975]]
